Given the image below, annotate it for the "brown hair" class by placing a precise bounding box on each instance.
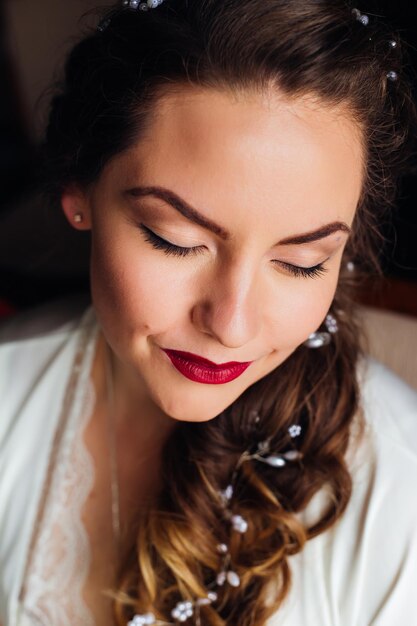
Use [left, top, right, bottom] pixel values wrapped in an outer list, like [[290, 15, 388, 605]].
[[42, 1, 416, 624]]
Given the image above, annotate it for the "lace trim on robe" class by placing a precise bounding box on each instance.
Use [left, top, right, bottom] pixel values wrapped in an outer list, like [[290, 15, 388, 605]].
[[19, 313, 99, 626]]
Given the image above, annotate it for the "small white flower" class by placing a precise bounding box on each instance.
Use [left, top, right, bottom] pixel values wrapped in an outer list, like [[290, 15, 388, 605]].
[[288, 424, 302, 438], [219, 484, 234, 506], [325, 314, 338, 334], [207, 591, 218, 602], [171, 600, 193, 622], [231, 514, 248, 533]]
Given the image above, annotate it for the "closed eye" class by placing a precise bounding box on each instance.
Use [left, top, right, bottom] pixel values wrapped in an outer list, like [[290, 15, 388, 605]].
[[273, 260, 328, 279], [137, 223, 329, 278], [138, 223, 205, 257]]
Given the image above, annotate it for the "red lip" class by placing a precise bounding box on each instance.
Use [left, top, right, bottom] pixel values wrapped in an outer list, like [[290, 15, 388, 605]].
[[162, 349, 253, 385]]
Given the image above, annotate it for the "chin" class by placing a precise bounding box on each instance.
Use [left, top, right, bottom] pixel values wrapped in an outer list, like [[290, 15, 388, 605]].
[[164, 404, 224, 424], [155, 392, 228, 424], [176, 413, 221, 424]]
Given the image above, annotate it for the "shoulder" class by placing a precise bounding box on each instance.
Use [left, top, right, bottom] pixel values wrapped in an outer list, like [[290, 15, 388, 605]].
[[0, 294, 96, 440], [0, 296, 98, 621], [0, 294, 93, 347], [0, 294, 94, 381], [358, 356, 417, 463], [332, 358, 417, 623], [350, 356, 417, 525]]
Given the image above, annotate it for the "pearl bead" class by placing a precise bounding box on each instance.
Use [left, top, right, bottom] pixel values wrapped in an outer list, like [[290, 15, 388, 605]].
[[282, 450, 303, 461], [304, 332, 331, 349], [227, 570, 241, 587], [216, 543, 228, 553], [207, 591, 218, 602], [264, 455, 286, 467]]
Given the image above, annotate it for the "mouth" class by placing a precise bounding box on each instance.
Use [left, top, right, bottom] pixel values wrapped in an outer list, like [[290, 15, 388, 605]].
[[161, 349, 253, 385]]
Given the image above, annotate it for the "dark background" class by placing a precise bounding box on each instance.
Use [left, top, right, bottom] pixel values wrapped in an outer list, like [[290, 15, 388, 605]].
[[0, 0, 416, 316]]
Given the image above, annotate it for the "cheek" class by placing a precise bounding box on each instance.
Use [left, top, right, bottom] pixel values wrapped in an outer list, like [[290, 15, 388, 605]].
[[264, 274, 339, 350], [89, 231, 186, 333]]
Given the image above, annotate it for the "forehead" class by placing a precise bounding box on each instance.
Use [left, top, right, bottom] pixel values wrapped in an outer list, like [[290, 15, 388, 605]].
[[106, 86, 364, 234]]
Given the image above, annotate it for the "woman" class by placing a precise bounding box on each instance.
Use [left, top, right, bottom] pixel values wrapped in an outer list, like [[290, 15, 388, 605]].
[[1, 1, 417, 625]]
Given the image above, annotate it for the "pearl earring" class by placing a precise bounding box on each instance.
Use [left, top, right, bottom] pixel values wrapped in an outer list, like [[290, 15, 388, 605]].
[[73, 213, 84, 223]]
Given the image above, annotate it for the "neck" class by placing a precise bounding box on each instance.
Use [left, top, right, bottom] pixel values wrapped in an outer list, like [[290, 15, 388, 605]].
[[90, 331, 177, 559], [92, 331, 177, 458]]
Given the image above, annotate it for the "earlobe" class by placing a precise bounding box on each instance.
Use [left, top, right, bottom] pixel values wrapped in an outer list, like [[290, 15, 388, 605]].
[[61, 186, 92, 231]]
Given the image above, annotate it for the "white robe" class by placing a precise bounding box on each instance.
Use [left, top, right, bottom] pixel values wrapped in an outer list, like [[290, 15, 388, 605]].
[[0, 298, 416, 626]]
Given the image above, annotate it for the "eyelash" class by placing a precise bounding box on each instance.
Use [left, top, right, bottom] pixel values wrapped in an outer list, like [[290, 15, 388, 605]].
[[138, 224, 329, 279]]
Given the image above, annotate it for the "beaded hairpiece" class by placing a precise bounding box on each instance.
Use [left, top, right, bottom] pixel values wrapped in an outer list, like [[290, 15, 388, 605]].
[[97, 0, 165, 30], [128, 414, 303, 625], [122, 0, 166, 9], [352, 7, 399, 82], [98, 3, 400, 84]]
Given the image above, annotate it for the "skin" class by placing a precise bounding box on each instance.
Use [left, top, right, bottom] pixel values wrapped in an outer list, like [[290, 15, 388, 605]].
[[62, 84, 364, 453]]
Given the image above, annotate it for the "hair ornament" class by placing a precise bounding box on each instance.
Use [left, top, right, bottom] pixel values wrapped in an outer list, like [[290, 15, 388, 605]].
[[289, 423, 302, 438], [122, 0, 166, 9], [386, 70, 398, 82], [98, 0, 166, 30], [97, 17, 112, 32], [389, 39, 398, 49], [304, 312, 339, 349], [127, 423, 303, 625], [352, 8, 369, 26]]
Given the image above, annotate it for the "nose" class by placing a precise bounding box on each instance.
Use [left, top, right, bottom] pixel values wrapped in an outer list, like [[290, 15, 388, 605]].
[[191, 259, 261, 349]]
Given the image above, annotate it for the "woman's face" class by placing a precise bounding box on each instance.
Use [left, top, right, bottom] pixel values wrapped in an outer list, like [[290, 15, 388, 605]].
[[63, 87, 363, 423]]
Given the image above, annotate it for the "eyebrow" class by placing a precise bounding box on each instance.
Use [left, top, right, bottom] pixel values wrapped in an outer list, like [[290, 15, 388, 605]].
[[126, 185, 351, 245]]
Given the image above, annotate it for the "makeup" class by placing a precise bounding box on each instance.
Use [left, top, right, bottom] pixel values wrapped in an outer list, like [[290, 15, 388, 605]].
[[162, 349, 253, 384]]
